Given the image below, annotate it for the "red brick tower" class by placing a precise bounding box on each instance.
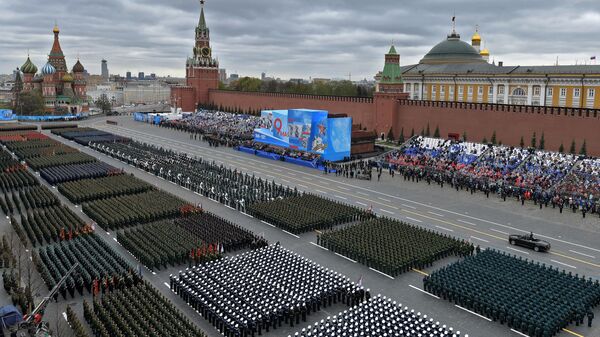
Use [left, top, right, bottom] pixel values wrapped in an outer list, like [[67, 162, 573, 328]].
[[186, 0, 219, 106]]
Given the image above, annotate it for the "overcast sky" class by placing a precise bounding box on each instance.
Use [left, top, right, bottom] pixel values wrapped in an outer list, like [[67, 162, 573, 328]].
[[1, 0, 600, 80]]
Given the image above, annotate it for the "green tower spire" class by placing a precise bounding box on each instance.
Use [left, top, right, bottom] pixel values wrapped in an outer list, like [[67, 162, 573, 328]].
[[380, 44, 403, 84]]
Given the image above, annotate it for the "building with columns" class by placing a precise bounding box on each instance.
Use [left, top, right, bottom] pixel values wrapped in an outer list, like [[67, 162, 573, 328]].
[[381, 27, 600, 109]]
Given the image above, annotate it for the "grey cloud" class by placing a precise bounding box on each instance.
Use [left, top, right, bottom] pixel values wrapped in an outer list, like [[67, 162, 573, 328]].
[[1, 0, 600, 79]]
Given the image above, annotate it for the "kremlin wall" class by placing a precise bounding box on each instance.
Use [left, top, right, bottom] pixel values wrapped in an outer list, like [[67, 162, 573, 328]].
[[172, 2, 600, 155]]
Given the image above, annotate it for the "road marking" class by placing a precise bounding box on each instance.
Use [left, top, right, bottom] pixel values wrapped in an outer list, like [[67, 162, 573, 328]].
[[338, 186, 350, 191], [315, 189, 328, 194], [569, 250, 596, 259], [490, 228, 509, 235], [356, 201, 368, 206], [241, 212, 253, 218], [428, 211, 445, 217], [152, 271, 156, 275], [409, 284, 439, 298], [410, 268, 429, 276], [357, 191, 369, 196], [298, 184, 308, 189], [310, 242, 328, 251], [435, 225, 453, 232], [194, 192, 201, 196], [273, 168, 283, 172], [261, 220, 275, 228], [281, 179, 291, 183], [551, 259, 577, 269], [405, 217, 423, 223], [335, 253, 357, 263], [225, 205, 235, 210], [288, 173, 297, 176], [369, 267, 394, 280], [379, 209, 395, 215], [511, 329, 530, 337], [282, 230, 300, 238], [561, 328, 585, 337], [113, 238, 117, 242], [457, 219, 477, 226], [470, 236, 489, 243], [378, 197, 391, 202], [401, 204, 416, 209], [506, 246, 530, 255], [455, 305, 492, 321], [164, 282, 170, 288], [62, 312, 68, 322], [334, 195, 347, 200], [551, 251, 600, 268]]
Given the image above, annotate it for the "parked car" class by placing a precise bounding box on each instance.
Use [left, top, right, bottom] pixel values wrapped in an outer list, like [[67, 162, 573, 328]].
[[509, 233, 551, 252]]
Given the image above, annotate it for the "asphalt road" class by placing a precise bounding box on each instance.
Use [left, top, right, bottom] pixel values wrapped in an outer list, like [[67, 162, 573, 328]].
[[39, 115, 598, 337]]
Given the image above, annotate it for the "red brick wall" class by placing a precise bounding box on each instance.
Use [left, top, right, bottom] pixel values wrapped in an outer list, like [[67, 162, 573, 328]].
[[171, 86, 196, 112], [395, 100, 600, 155], [186, 67, 219, 104], [209, 90, 376, 129]]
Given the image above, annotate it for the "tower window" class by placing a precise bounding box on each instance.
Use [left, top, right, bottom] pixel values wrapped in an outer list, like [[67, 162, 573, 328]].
[[560, 88, 567, 97], [588, 88, 595, 98]]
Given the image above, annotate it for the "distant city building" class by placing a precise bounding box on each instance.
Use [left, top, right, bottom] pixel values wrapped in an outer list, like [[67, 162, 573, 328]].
[[13, 25, 88, 114], [138, 72, 145, 80], [229, 74, 239, 82], [150, 73, 156, 80], [126, 71, 132, 80], [219, 68, 227, 82], [101, 59, 109, 79], [261, 72, 266, 80]]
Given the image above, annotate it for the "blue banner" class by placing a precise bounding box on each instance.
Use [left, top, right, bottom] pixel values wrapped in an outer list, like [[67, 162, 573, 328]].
[[325, 117, 352, 161]]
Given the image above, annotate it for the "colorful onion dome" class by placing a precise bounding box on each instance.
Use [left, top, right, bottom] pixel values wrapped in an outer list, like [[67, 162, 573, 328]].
[[62, 72, 73, 82], [41, 62, 56, 75], [21, 57, 38, 74], [72, 59, 85, 73]]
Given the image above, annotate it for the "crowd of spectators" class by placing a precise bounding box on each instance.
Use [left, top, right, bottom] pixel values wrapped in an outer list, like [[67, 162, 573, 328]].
[[383, 136, 600, 217]]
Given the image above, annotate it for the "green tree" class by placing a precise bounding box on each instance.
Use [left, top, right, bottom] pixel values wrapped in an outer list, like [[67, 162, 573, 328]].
[[398, 128, 405, 144], [410, 128, 415, 138], [530, 132, 537, 148], [433, 125, 440, 138], [569, 139, 576, 154], [94, 93, 112, 114], [420, 127, 425, 136], [15, 90, 45, 116], [490, 131, 497, 145], [462, 131, 467, 141], [579, 139, 587, 156], [519, 136, 525, 148], [482, 137, 488, 143], [387, 127, 394, 142], [558, 143, 564, 153], [425, 123, 431, 137], [538, 132, 545, 150]]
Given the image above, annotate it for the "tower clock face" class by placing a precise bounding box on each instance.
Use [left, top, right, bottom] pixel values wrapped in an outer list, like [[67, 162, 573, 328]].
[[201, 47, 211, 57]]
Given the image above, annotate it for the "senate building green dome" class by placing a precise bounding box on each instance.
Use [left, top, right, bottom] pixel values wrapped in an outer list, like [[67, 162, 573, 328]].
[[420, 32, 485, 65]]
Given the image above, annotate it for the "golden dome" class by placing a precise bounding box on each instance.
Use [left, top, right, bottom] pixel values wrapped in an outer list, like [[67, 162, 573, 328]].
[[471, 31, 481, 42], [53, 24, 60, 34], [480, 48, 490, 56]]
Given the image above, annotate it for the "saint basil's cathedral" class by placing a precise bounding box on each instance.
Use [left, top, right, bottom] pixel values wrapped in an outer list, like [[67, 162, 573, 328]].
[[13, 25, 88, 114]]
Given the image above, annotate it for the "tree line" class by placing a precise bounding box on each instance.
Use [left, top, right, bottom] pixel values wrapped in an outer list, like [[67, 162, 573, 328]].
[[222, 77, 374, 97]]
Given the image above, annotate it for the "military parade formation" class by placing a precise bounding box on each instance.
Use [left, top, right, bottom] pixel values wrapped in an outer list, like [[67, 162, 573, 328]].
[[0, 121, 597, 337]]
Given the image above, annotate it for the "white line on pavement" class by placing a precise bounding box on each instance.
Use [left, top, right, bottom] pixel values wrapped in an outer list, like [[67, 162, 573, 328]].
[[357, 191, 369, 196], [408, 285, 439, 299], [164, 282, 170, 288], [241, 212, 254, 218], [315, 189, 328, 194], [356, 201, 368, 206], [282, 230, 300, 238], [338, 186, 350, 191], [458, 219, 478, 226], [470, 236, 489, 243], [113, 238, 117, 242], [261, 220, 276, 228], [506, 246, 530, 255], [435, 225, 454, 232], [379, 209, 395, 215], [62, 312, 68, 322], [225, 205, 235, 210], [378, 197, 391, 202], [334, 195, 347, 200], [401, 204, 416, 209], [405, 217, 423, 223], [490, 228, 510, 235], [369, 267, 394, 279], [455, 305, 492, 321], [511, 329, 530, 337], [569, 250, 596, 259], [551, 259, 577, 269], [281, 179, 291, 183], [335, 253, 357, 263], [298, 184, 308, 189], [310, 242, 328, 251]]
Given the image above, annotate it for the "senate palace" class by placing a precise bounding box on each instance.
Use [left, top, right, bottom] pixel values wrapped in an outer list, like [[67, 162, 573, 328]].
[[379, 27, 600, 109]]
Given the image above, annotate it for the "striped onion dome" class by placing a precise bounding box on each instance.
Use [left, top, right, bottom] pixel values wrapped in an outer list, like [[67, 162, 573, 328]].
[[41, 62, 56, 75]]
